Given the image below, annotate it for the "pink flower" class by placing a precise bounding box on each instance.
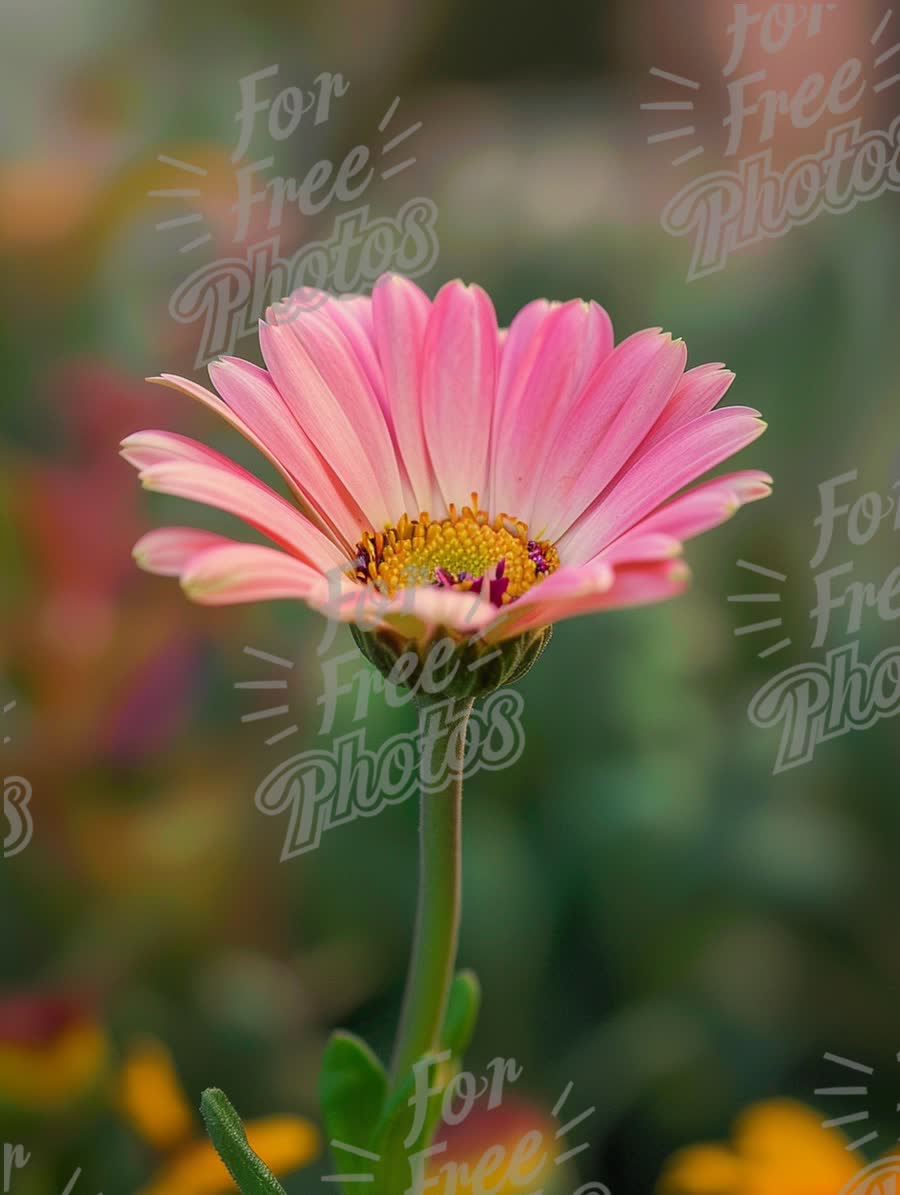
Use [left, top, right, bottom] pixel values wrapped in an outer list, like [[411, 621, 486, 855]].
[[123, 276, 770, 647]]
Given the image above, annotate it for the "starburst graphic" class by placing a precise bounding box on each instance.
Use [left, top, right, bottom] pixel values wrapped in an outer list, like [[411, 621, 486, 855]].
[[59, 1168, 103, 1195], [2, 699, 17, 746], [814, 1052, 880, 1152], [728, 559, 792, 659], [872, 9, 900, 95], [149, 155, 213, 254], [234, 645, 298, 747], [150, 92, 423, 254], [322, 1140, 380, 1184], [377, 96, 423, 181], [551, 1080, 598, 1169], [889, 442, 900, 490], [321, 1077, 604, 1188], [642, 66, 704, 167]]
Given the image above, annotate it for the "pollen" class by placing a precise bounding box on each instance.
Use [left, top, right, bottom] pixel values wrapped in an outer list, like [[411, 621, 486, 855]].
[[354, 496, 559, 604]]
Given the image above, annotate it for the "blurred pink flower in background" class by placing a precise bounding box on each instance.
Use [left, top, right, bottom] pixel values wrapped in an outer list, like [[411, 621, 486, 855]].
[[2, 359, 211, 769], [428, 1094, 573, 1195], [634, 0, 881, 168]]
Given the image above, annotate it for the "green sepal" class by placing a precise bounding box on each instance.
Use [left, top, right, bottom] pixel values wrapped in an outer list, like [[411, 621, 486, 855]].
[[319, 1031, 387, 1189], [350, 623, 553, 700], [200, 1088, 286, 1195]]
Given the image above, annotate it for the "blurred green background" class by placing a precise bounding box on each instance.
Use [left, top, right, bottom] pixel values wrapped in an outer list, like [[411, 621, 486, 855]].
[[2, 0, 900, 1191]]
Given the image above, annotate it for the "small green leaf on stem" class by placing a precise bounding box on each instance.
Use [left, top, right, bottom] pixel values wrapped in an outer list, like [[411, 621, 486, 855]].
[[441, 970, 481, 1057], [319, 1031, 387, 1176]]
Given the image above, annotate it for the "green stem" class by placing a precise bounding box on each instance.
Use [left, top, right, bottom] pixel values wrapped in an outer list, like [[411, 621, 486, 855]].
[[389, 695, 473, 1086]]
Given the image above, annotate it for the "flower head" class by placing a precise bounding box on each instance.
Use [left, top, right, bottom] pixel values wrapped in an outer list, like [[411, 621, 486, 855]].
[[124, 277, 769, 681]]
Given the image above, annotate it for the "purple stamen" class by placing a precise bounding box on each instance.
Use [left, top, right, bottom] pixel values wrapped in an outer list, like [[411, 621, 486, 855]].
[[468, 559, 510, 606], [431, 559, 510, 605], [527, 540, 551, 574]]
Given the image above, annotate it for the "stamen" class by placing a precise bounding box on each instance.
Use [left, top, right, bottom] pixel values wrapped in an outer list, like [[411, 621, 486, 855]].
[[353, 502, 559, 604], [527, 540, 553, 574]]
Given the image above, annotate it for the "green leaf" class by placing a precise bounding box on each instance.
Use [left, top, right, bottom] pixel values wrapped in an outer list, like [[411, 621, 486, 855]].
[[319, 1032, 387, 1189], [441, 970, 481, 1057], [200, 1088, 287, 1195], [314, 975, 481, 1194]]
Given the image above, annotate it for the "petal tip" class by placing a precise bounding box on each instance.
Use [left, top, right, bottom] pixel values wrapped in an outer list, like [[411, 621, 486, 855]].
[[131, 537, 159, 573]]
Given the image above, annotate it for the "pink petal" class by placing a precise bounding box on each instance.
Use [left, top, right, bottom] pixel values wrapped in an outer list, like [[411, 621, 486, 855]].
[[320, 293, 413, 517], [493, 299, 615, 523], [122, 427, 280, 483], [208, 358, 367, 549], [538, 331, 687, 542], [318, 294, 386, 412], [149, 373, 295, 479], [268, 302, 404, 517], [489, 299, 556, 516], [494, 300, 556, 422], [638, 363, 736, 457], [121, 429, 282, 478], [624, 470, 773, 543], [132, 527, 234, 576], [259, 315, 398, 529], [580, 559, 691, 610], [148, 371, 358, 552], [599, 532, 684, 565], [421, 281, 499, 513], [484, 560, 690, 642], [480, 562, 615, 641], [181, 543, 325, 605], [120, 429, 214, 471], [598, 364, 738, 498], [310, 580, 498, 640], [558, 407, 767, 564], [136, 457, 346, 574], [371, 275, 436, 516]]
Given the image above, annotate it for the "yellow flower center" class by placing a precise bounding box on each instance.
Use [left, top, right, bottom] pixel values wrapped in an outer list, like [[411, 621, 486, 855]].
[[354, 497, 559, 604]]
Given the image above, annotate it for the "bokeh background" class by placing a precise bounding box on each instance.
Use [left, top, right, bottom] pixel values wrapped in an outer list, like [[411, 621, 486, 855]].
[[2, 0, 900, 1190]]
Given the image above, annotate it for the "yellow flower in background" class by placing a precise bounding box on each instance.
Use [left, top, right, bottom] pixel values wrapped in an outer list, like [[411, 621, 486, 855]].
[[118, 1037, 320, 1195], [656, 1099, 881, 1195], [0, 992, 109, 1112]]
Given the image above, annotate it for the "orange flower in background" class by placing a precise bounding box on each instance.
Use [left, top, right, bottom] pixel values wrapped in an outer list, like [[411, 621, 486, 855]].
[[656, 1099, 896, 1195], [0, 991, 109, 1113], [118, 1037, 320, 1195]]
